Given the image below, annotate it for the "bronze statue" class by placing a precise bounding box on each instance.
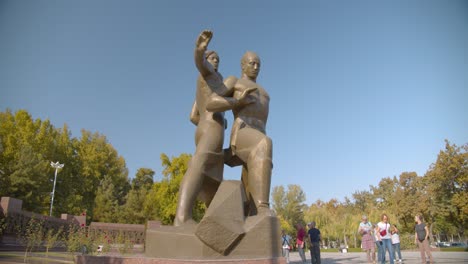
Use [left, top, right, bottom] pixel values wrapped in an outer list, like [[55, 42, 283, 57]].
[[146, 31, 281, 259], [226, 51, 272, 216], [174, 30, 254, 226]]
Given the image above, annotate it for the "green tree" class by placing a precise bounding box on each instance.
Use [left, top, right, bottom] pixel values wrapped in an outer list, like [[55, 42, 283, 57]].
[[305, 199, 362, 248], [351, 190, 375, 213], [121, 168, 155, 224], [93, 175, 120, 223], [392, 172, 426, 232], [0, 110, 57, 213], [425, 140, 467, 239], [0, 109, 130, 220], [74, 130, 130, 220], [45, 226, 63, 258], [121, 187, 149, 224], [132, 168, 154, 190], [18, 217, 45, 262], [370, 176, 398, 212], [305, 199, 335, 248], [144, 153, 205, 225], [271, 184, 306, 237], [52, 124, 84, 216]]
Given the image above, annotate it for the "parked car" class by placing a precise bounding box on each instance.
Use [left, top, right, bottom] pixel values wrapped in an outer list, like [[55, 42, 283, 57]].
[[436, 241, 467, 248], [436, 242, 451, 247], [449, 242, 467, 248]]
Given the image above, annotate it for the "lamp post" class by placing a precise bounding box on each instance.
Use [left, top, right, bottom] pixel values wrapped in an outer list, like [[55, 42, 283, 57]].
[[50, 161, 64, 216]]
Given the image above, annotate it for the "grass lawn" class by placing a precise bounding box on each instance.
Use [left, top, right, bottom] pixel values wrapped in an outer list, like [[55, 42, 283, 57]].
[[0, 251, 74, 263], [439, 247, 468, 252]]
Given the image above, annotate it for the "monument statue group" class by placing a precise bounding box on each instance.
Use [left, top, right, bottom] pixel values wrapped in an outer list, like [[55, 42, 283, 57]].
[[146, 30, 281, 260]]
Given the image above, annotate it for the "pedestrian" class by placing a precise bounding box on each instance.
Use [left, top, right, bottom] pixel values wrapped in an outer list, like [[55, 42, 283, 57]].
[[415, 214, 434, 264], [295, 223, 307, 263], [281, 230, 292, 264], [374, 223, 384, 263], [391, 224, 402, 262], [359, 215, 376, 263], [307, 221, 321, 264], [377, 214, 394, 264]]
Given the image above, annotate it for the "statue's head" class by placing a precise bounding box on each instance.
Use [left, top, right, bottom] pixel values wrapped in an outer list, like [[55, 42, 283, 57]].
[[205, 50, 219, 71], [241, 51, 260, 81]]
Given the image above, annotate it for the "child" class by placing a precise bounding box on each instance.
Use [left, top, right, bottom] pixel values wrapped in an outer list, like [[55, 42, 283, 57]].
[[391, 224, 402, 262], [281, 230, 292, 264], [374, 224, 384, 263]]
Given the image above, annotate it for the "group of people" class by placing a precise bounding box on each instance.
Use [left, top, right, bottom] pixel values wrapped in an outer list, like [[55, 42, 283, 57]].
[[281, 222, 322, 264], [359, 214, 434, 264], [281, 214, 434, 264], [359, 214, 401, 264]]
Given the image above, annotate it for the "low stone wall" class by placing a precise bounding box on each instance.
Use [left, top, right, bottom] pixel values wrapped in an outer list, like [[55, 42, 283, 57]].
[[1, 196, 154, 250], [88, 222, 146, 245], [0, 196, 84, 243]]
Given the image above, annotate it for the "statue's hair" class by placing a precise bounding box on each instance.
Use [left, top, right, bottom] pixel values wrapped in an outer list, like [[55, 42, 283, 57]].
[[205, 50, 217, 59], [241, 51, 260, 66]]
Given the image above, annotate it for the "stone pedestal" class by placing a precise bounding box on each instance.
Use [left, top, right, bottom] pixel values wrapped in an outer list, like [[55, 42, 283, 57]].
[[195, 181, 247, 255], [145, 180, 282, 260], [146, 224, 219, 259]]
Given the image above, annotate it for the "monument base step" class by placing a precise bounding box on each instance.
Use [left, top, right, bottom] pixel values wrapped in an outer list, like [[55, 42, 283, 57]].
[[75, 255, 286, 264], [145, 214, 282, 259]]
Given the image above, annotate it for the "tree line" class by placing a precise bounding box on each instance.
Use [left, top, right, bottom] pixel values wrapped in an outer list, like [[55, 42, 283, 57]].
[[273, 141, 467, 248], [1, 109, 466, 246], [0, 109, 205, 224]]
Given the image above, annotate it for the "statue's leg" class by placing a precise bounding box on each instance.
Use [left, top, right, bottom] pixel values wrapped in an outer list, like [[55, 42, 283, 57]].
[[198, 150, 224, 207], [175, 121, 224, 226], [247, 136, 273, 215], [241, 165, 255, 216], [174, 151, 205, 226], [233, 128, 273, 216]]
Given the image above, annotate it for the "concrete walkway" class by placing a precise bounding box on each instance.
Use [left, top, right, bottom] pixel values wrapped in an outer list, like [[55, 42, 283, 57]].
[[285, 251, 467, 264], [0, 250, 466, 263]]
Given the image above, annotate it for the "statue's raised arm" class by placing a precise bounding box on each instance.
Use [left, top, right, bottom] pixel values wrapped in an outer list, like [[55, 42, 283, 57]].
[[194, 30, 215, 77]]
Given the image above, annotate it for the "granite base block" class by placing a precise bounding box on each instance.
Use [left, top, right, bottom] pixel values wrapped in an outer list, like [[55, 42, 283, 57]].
[[75, 255, 286, 264]]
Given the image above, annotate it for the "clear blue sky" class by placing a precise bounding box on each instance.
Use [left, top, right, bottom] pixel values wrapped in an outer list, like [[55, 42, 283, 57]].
[[1, 1, 467, 205]]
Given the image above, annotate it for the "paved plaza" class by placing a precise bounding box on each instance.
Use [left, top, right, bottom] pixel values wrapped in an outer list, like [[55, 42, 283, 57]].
[[0, 249, 466, 263], [285, 251, 467, 264]]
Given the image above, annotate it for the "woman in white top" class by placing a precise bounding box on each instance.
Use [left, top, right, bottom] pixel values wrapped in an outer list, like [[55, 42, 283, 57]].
[[377, 214, 394, 264]]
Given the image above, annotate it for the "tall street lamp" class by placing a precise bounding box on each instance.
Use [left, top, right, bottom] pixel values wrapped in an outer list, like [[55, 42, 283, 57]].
[[50, 161, 64, 216]]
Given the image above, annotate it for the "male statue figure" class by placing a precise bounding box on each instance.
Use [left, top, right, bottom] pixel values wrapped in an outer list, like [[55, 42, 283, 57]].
[[226, 51, 272, 216], [175, 30, 254, 226]]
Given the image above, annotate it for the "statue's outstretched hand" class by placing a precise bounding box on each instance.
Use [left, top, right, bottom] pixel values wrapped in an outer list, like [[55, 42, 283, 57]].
[[237, 87, 257, 106], [240, 87, 257, 98], [196, 30, 213, 50]]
